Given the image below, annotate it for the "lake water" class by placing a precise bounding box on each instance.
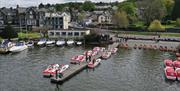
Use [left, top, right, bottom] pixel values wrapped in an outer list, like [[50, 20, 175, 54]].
[[0, 46, 179, 91]]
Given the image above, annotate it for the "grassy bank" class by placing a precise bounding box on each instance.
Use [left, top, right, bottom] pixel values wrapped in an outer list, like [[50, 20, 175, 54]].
[[18, 32, 41, 39], [116, 31, 180, 37]]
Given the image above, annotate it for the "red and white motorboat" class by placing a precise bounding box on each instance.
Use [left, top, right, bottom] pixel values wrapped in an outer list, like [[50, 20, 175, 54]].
[[173, 60, 180, 69], [100, 47, 105, 52], [102, 52, 111, 59], [175, 68, 180, 81], [76, 55, 85, 62], [164, 67, 176, 80], [110, 48, 118, 54], [92, 51, 98, 56], [43, 64, 60, 77], [164, 59, 173, 67], [88, 58, 101, 68], [93, 47, 101, 52], [83, 50, 93, 56]]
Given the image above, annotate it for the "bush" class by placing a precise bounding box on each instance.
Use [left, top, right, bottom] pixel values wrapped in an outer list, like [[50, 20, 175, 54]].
[[176, 18, 180, 27], [0, 24, 18, 39], [148, 20, 165, 32]]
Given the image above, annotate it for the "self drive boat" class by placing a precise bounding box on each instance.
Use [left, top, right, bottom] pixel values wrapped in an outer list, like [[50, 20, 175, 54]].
[[43, 64, 60, 77], [164, 59, 173, 67], [164, 67, 176, 80], [70, 55, 85, 64], [88, 58, 101, 68], [56, 40, 65, 46], [110, 48, 118, 54], [67, 40, 74, 45], [27, 41, 34, 47], [76, 41, 82, 46], [92, 51, 98, 56], [46, 40, 55, 46], [75, 55, 85, 62], [175, 68, 180, 81], [173, 60, 180, 69], [93, 47, 101, 52], [37, 39, 46, 46], [83, 50, 93, 56], [9, 42, 28, 52], [70, 55, 78, 64], [102, 51, 111, 59]]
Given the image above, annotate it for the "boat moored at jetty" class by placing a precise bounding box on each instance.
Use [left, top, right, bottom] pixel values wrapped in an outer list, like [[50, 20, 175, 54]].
[[164, 59, 173, 67], [27, 41, 34, 48], [102, 51, 111, 59], [37, 39, 46, 46], [76, 41, 82, 46], [175, 68, 180, 81], [173, 60, 180, 69], [67, 40, 74, 45], [46, 40, 55, 46], [88, 58, 101, 68], [43, 64, 60, 77], [110, 48, 118, 54], [0, 40, 14, 53], [93, 47, 101, 52], [83, 50, 93, 56], [164, 67, 176, 80], [9, 42, 28, 52], [70, 55, 85, 64], [56, 40, 65, 46]]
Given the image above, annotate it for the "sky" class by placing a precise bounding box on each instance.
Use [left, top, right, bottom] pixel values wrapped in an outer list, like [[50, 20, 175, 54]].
[[0, 0, 125, 8]]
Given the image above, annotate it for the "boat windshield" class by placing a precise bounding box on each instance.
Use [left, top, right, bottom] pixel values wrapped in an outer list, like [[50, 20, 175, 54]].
[[16, 42, 24, 46]]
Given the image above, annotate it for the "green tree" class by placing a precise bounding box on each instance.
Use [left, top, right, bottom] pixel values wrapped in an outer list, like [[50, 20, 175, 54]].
[[82, 1, 95, 11], [77, 12, 85, 23], [137, 0, 166, 25], [148, 20, 165, 31], [0, 24, 18, 39], [117, 1, 137, 24], [172, 0, 180, 20], [112, 11, 129, 28], [176, 18, 180, 27], [163, 0, 174, 17]]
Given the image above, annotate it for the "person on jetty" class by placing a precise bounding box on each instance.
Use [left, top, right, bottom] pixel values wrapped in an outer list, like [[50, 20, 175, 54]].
[[92, 58, 96, 64]]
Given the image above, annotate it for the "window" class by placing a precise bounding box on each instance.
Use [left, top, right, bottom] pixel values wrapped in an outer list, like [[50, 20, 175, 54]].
[[56, 32, 60, 35], [62, 32, 66, 36], [68, 32, 73, 36], [74, 32, 79, 36], [50, 32, 54, 36], [81, 32, 85, 36]]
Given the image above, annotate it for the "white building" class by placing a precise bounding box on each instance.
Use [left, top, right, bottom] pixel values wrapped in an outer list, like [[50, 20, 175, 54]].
[[48, 29, 90, 39], [45, 12, 69, 30]]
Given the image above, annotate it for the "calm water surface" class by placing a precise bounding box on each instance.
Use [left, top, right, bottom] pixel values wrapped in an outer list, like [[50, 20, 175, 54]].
[[0, 46, 179, 91]]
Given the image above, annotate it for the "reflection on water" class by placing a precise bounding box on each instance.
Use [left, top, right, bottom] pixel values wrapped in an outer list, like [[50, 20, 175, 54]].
[[0, 47, 179, 91]]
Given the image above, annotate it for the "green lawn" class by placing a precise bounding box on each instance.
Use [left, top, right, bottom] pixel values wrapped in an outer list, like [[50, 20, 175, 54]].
[[18, 32, 41, 39], [117, 31, 180, 37]]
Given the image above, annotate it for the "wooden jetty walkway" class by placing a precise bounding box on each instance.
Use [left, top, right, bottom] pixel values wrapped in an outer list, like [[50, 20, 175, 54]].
[[51, 42, 119, 83], [51, 62, 88, 83]]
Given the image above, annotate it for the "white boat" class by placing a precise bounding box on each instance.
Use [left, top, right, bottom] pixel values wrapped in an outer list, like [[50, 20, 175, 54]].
[[111, 48, 118, 54], [102, 51, 111, 59], [88, 58, 101, 68], [67, 40, 74, 45], [76, 41, 82, 45], [37, 39, 46, 46], [56, 40, 65, 46], [43, 64, 60, 77], [27, 41, 34, 47], [9, 42, 28, 52], [58, 64, 69, 73], [46, 40, 55, 46]]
